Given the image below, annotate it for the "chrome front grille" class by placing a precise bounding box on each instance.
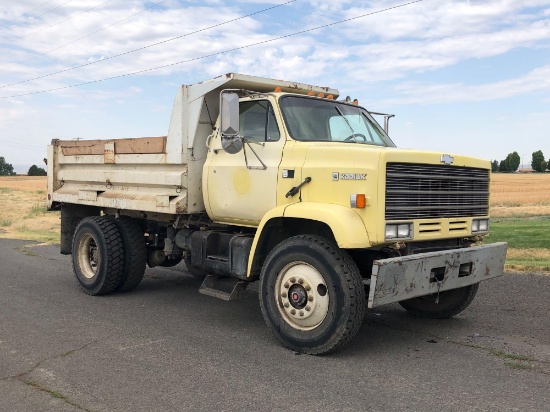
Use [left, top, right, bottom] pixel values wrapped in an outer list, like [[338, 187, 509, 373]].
[[385, 163, 489, 220]]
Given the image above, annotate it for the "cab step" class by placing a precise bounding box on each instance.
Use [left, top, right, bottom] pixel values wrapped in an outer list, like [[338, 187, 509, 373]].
[[199, 275, 249, 301]]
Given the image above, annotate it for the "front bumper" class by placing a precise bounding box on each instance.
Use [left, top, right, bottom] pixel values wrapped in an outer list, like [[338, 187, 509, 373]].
[[368, 242, 507, 308]]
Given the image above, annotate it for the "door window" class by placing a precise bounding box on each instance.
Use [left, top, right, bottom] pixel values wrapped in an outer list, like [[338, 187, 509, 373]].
[[239, 100, 280, 142]]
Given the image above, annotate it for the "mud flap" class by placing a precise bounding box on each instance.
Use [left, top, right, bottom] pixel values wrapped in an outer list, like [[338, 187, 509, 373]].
[[368, 242, 507, 308]]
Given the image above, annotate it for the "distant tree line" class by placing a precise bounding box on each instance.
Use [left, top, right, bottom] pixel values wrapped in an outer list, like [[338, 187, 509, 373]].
[[27, 164, 47, 176], [0, 156, 47, 176], [0, 156, 16, 176], [492, 150, 549, 173]]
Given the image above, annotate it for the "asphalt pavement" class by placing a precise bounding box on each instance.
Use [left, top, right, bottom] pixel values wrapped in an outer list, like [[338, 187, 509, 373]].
[[0, 238, 548, 412]]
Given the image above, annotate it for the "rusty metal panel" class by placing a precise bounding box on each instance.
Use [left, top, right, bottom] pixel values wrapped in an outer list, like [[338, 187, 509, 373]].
[[52, 188, 187, 215], [156, 195, 170, 208], [114, 136, 166, 154], [78, 190, 97, 201], [59, 136, 166, 156], [104, 142, 115, 164], [368, 242, 508, 308]]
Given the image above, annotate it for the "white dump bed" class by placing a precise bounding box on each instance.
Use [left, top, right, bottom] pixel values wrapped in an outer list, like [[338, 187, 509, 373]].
[[47, 73, 338, 216]]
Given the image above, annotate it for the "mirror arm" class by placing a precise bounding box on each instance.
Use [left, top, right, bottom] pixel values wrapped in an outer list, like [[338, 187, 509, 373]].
[[243, 140, 267, 170]]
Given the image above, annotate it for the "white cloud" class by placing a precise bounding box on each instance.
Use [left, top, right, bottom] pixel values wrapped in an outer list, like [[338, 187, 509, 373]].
[[1, 0, 549, 97], [1, 0, 550, 165], [382, 64, 550, 105]]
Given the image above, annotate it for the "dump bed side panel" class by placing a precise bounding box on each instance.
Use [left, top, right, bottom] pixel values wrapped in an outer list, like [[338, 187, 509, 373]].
[[47, 136, 190, 215]]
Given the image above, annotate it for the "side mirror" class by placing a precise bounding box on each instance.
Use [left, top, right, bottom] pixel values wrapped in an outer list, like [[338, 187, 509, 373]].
[[220, 92, 242, 154]]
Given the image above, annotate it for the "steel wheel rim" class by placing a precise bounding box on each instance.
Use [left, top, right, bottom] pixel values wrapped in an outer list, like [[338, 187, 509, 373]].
[[77, 233, 99, 279], [275, 261, 329, 331]]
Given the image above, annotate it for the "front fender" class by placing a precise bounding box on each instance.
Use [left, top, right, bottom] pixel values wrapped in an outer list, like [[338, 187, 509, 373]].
[[284, 202, 370, 248], [247, 203, 370, 277]]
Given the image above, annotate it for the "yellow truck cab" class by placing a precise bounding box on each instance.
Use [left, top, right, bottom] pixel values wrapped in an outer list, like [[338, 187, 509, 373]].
[[47, 73, 507, 354]]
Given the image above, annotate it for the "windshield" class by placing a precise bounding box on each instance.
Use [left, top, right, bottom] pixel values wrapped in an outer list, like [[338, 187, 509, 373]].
[[279, 96, 395, 147]]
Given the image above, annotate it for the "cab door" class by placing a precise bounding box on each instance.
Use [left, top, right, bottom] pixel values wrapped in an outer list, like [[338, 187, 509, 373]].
[[204, 99, 284, 226]]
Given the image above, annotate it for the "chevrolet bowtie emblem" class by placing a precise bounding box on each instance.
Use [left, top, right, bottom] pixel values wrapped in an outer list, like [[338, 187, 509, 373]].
[[440, 154, 454, 165]]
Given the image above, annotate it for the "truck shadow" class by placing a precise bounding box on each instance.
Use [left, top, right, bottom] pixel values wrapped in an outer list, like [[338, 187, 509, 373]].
[[129, 268, 479, 357]]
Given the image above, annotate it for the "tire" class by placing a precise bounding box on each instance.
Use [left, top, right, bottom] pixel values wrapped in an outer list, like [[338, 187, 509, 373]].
[[399, 283, 479, 319], [72, 216, 125, 296], [112, 216, 146, 292], [259, 235, 365, 355]]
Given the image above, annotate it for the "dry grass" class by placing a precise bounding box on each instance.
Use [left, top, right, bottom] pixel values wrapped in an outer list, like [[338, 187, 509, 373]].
[[491, 174, 550, 217], [0, 176, 60, 243], [0, 176, 51, 192], [507, 248, 550, 260], [505, 248, 550, 272]]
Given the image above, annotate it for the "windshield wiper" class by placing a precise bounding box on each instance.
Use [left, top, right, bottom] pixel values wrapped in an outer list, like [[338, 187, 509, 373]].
[[335, 106, 355, 135]]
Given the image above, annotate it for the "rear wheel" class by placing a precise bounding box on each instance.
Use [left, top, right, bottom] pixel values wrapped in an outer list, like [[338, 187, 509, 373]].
[[259, 235, 365, 355], [72, 216, 125, 296], [112, 216, 146, 292], [399, 283, 479, 319]]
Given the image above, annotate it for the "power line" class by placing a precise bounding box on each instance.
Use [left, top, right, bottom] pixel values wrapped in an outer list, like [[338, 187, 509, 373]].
[[15, 0, 116, 40], [1, 0, 76, 33], [0, 0, 425, 100], [28, 0, 75, 21], [0, 0, 296, 88], [0, 0, 169, 71], [0, 0, 55, 26]]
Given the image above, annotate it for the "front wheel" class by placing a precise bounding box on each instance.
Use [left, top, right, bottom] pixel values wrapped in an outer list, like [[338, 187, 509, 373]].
[[398, 283, 479, 319], [259, 235, 365, 355]]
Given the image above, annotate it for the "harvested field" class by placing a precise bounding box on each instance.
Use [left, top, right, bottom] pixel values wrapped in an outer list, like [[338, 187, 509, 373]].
[[0, 176, 59, 243], [491, 173, 550, 217]]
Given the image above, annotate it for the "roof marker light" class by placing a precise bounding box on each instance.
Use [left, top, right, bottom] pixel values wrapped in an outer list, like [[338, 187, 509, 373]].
[[274, 87, 282, 93]]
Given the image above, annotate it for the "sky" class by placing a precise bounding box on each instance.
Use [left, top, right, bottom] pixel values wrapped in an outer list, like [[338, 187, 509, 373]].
[[0, 0, 549, 173]]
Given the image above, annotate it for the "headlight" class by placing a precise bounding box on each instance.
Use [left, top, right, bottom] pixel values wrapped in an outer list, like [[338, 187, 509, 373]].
[[385, 225, 398, 239], [479, 219, 488, 231], [472, 219, 489, 233], [398, 224, 411, 237], [385, 223, 413, 240]]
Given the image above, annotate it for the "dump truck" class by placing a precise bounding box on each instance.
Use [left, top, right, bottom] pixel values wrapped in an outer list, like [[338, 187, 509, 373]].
[[47, 73, 507, 354]]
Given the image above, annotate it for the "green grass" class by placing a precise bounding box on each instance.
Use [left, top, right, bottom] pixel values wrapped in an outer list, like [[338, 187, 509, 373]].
[[25, 203, 48, 219], [36, 189, 45, 195], [16, 226, 59, 243], [486, 217, 550, 271], [0, 187, 14, 193], [504, 361, 534, 371], [489, 349, 535, 362], [487, 217, 550, 249], [0, 220, 11, 227]]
